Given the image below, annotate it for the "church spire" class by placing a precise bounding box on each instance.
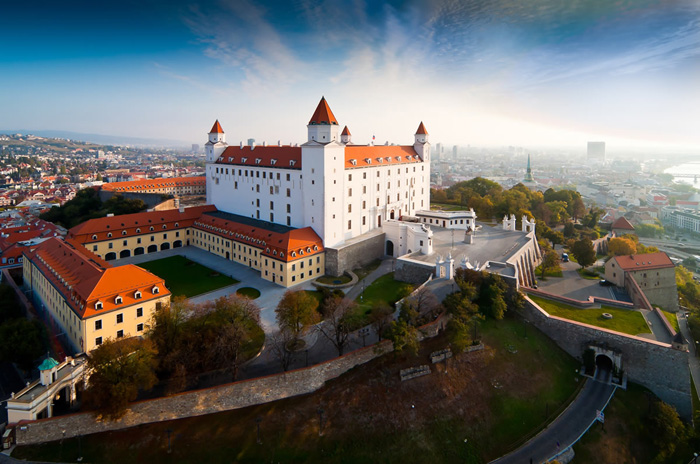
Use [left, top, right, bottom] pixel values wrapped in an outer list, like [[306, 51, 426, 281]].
[[524, 154, 534, 182]]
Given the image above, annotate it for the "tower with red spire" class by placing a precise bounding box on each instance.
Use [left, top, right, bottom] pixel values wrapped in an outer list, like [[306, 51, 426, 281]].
[[307, 96, 340, 144]]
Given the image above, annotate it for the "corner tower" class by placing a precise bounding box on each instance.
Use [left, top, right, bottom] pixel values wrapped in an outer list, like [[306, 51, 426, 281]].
[[414, 121, 430, 162], [205, 120, 227, 163], [307, 97, 340, 143]]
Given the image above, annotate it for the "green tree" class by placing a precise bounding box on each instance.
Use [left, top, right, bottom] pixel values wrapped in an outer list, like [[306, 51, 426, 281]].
[[540, 249, 561, 279], [387, 319, 419, 356], [83, 337, 158, 420], [275, 290, 320, 342], [649, 401, 688, 458], [571, 239, 596, 268], [0, 284, 23, 321], [0, 318, 47, 371]]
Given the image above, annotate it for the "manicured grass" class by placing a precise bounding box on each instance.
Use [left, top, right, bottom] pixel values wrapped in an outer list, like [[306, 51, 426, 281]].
[[354, 272, 414, 315], [534, 264, 563, 278], [529, 295, 651, 336], [316, 274, 352, 285], [236, 287, 261, 300], [577, 268, 600, 280], [138, 255, 238, 298], [13, 318, 580, 464], [661, 310, 680, 333]]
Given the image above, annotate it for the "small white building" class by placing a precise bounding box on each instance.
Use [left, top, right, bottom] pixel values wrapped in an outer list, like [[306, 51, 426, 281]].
[[415, 209, 476, 231]]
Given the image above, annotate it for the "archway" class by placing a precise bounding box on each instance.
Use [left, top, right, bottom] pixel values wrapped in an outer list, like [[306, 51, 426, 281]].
[[105, 252, 116, 261], [134, 247, 145, 256], [147, 245, 158, 253], [161, 242, 170, 251], [386, 240, 394, 256], [226, 251, 230, 260], [119, 249, 131, 259], [595, 354, 614, 383], [173, 240, 183, 248], [390, 210, 395, 220]]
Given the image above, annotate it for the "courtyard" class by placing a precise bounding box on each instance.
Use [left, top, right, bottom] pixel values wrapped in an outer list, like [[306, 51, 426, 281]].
[[138, 255, 239, 298]]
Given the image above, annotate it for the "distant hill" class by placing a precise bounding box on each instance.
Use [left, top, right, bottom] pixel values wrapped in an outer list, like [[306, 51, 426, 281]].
[[0, 129, 191, 149]]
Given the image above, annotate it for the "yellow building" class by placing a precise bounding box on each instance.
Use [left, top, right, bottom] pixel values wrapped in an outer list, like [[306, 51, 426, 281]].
[[67, 206, 325, 288], [23, 238, 171, 353], [101, 176, 206, 196]]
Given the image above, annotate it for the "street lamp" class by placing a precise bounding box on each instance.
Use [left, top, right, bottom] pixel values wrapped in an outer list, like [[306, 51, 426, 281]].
[[693, 452, 697, 464], [317, 407, 325, 436], [255, 416, 262, 444], [166, 429, 173, 454]]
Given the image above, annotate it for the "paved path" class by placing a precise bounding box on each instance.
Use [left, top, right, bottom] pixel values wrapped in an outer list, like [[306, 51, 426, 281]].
[[677, 312, 700, 402], [344, 258, 395, 301], [491, 375, 616, 464]]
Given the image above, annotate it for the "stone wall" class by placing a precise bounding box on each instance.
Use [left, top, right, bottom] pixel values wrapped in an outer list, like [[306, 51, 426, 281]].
[[16, 313, 448, 445], [325, 232, 385, 276], [395, 257, 434, 284], [522, 296, 692, 420]]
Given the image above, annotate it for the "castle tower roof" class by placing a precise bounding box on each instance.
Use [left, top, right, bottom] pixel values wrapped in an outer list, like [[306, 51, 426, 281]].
[[308, 97, 338, 125], [415, 121, 428, 135], [341, 126, 351, 136], [210, 120, 224, 134]]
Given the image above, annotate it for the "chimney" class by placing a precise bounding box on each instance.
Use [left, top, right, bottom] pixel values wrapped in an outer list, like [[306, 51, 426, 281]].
[[277, 140, 281, 146]]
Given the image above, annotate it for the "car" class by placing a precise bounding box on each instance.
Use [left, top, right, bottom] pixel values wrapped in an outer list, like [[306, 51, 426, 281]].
[[561, 253, 569, 262], [599, 279, 614, 287]]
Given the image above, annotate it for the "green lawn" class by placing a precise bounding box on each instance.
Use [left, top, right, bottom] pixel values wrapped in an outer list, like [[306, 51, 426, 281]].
[[577, 268, 600, 280], [529, 295, 651, 336], [138, 255, 239, 298], [354, 272, 414, 315], [661, 310, 680, 333], [316, 274, 352, 285], [236, 287, 261, 300], [534, 264, 563, 278]]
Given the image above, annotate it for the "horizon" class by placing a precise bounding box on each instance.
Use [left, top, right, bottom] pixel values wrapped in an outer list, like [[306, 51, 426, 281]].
[[1, 0, 699, 151]]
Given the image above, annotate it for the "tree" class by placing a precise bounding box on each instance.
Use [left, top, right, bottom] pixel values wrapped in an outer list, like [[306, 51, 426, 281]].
[[0, 284, 22, 321], [275, 290, 320, 343], [405, 286, 442, 323], [268, 329, 296, 372], [84, 337, 158, 420], [608, 237, 637, 256], [571, 239, 596, 268], [563, 222, 576, 238], [444, 281, 482, 351], [0, 318, 47, 371], [540, 249, 561, 279], [369, 302, 394, 341], [387, 319, 419, 356], [316, 296, 359, 356], [649, 401, 688, 457]]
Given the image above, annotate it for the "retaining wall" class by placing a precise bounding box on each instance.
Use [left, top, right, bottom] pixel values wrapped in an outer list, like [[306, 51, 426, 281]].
[[523, 287, 635, 309], [325, 232, 385, 276], [522, 296, 691, 420]]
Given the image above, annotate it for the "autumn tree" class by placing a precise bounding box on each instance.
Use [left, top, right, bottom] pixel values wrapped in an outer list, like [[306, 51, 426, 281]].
[[268, 329, 297, 372], [540, 249, 561, 279], [405, 286, 442, 323], [84, 337, 158, 420], [444, 281, 482, 351], [369, 302, 394, 341], [316, 295, 360, 356], [571, 239, 596, 268], [275, 290, 320, 343], [608, 237, 637, 256], [387, 319, 419, 356]]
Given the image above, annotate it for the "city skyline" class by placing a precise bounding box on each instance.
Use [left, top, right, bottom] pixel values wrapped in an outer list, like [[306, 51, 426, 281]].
[[2, 0, 699, 150]]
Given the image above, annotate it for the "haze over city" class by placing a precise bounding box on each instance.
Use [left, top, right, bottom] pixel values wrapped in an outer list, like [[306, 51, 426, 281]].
[[2, 0, 699, 150]]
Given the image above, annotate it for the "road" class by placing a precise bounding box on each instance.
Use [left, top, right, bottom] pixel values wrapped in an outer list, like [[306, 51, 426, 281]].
[[491, 372, 616, 464]]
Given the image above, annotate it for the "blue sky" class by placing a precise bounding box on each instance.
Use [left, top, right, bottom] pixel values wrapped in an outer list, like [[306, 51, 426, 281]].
[[1, 0, 699, 150]]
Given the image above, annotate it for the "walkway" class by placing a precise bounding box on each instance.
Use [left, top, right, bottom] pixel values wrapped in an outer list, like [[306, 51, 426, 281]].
[[677, 312, 700, 402], [491, 376, 616, 464], [343, 258, 396, 301]]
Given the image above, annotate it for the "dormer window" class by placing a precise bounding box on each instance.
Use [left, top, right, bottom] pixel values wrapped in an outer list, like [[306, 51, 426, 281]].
[[175, 223, 179, 227], [95, 301, 103, 310], [396, 156, 401, 161], [271, 159, 277, 165], [150, 226, 154, 231], [134, 291, 142, 299], [115, 296, 122, 305], [255, 158, 262, 164], [136, 228, 141, 233], [386, 157, 392, 162], [122, 230, 127, 235], [280, 252, 284, 258], [313, 245, 318, 251], [365, 158, 372, 164], [162, 225, 167, 229], [377, 158, 384, 163], [92, 234, 97, 240], [228, 157, 233, 162], [152, 286, 160, 294], [306, 247, 311, 252], [107, 232, 112, 238], [350, 159, 357, 166], [241, 157, 248, 163], [289, 160, 296, 167], [291, 251, 296, 257]]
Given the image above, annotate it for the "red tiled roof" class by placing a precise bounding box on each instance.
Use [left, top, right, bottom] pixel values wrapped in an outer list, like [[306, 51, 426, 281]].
[[341, 126, 351, 136], [344, 145, 424, 169], [101, 176, 205, 192], [193, 215, 323, 262], [210, 120, 224, 134], [68, 205, 216, 243], [613, 252, 674, 271], [23, 238, 170, 319], [215, 146, 302, 169], [415, 122, 428, 135], [308, 97, 338, 125], [612, 217, 635, 230]]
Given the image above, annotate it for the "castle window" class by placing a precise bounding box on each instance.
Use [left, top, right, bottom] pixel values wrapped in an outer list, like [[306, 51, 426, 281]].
[[136, 228, 141, 233], [92, 234, 97, 240], [255, 158, 262, 165], [365, 158, 372, 164], [242, 158, 248, 163], [95, 319, 102, 330], [115, 296, 122, 305], [290, 160, 296, 167], [107, 232, 112, 238], [134, 291, 142, 299], [350, 159, 357, 166], [348, 220, 352, 230], [152, 286, 160, 294], [150, 226, 154, 231], [348, 174, 352, 181], [271, 159, 277, 165]]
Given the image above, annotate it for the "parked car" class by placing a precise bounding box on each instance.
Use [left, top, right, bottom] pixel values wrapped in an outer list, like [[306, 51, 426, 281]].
[[599, 279, 614, 286], [561, 253, 569, 262]]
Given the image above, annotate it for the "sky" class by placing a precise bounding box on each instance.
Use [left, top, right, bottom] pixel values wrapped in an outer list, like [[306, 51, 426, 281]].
[[1, 0, 699, 150]]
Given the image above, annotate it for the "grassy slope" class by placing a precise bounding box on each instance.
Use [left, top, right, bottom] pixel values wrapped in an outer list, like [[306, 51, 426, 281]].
[[530, 295, 651, 336], [13, 318, 580, 464], [354, 272, 414, 315], [138, 255, 238, 298]]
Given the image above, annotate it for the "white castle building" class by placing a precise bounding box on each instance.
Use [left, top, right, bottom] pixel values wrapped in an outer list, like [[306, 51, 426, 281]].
[[205, 97, 431, 253]]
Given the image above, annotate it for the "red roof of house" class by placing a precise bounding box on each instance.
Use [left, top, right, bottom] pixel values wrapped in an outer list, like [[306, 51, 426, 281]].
[[613, 252, 674, 271], [101, 176, 205, 193], [23, 238, 170, 319], [415, 122, 428, 135], [341, 126, 351, 136], [612, 216, 635, 230], [216, 146, 302, 169], [210, 120, 224, 134], [308, 97, 338, 125], [344, 145, 424, 168], [68, 205, 216, 243]]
